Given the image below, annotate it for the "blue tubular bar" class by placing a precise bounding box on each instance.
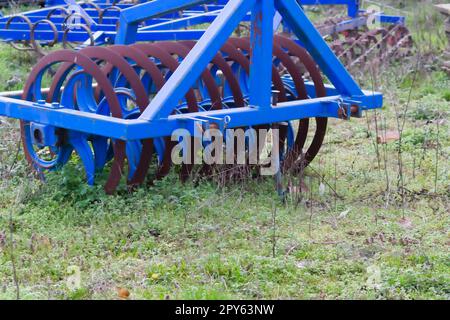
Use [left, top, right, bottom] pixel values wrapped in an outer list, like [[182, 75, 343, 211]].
[[249, 0, 275, 110], [297, 0, 360, 17], [138, 9, 223, 30]]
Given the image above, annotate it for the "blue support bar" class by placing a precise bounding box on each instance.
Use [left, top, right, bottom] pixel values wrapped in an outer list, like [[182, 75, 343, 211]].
[[249, 0, 275, 109], [115, 14, 138, 45], [276, 0, 363, 97]]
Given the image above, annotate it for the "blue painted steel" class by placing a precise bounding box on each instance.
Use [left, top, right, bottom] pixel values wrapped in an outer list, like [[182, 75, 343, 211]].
[[377, 14, 405, 25], [249, 0, 275, 110]]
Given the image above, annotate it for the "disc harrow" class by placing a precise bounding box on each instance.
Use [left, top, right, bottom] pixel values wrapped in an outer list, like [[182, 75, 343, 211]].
[[20, 35, 331, 192], [0, 0, 384, 196]]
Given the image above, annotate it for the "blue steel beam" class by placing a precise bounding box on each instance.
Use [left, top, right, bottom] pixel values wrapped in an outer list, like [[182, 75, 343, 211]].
[[0, 29, 207, 42], [377, 13, 405, 25], [249, 0, 275, 110], [0, 91, 382, 141]]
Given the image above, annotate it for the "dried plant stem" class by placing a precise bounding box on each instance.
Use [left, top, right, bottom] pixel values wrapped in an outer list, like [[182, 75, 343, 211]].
[[271, 204, 277, 258], [308, 176, 313, 238], [9, 195, 20, 300], [381, 115, 391, 208], [434, 110, 441, 194]]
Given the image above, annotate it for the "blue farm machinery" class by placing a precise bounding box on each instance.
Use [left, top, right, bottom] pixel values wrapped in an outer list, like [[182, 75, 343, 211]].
[[0, 1, 412, 63], [0, 0, 407, 193]]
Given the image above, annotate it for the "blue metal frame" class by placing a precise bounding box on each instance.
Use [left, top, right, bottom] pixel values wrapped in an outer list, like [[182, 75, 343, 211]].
[[0, 0, 382, 143], [0, 1, 232, 46], [0, 0, 405, 46]]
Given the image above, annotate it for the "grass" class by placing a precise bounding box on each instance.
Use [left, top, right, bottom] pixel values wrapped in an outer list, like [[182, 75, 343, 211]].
[[0, 1, 449, 300]]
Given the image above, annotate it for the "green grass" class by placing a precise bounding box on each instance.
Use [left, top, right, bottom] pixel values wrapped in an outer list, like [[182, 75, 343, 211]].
[[0, 1, 449, 300], [1, 170, 447, 299]]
